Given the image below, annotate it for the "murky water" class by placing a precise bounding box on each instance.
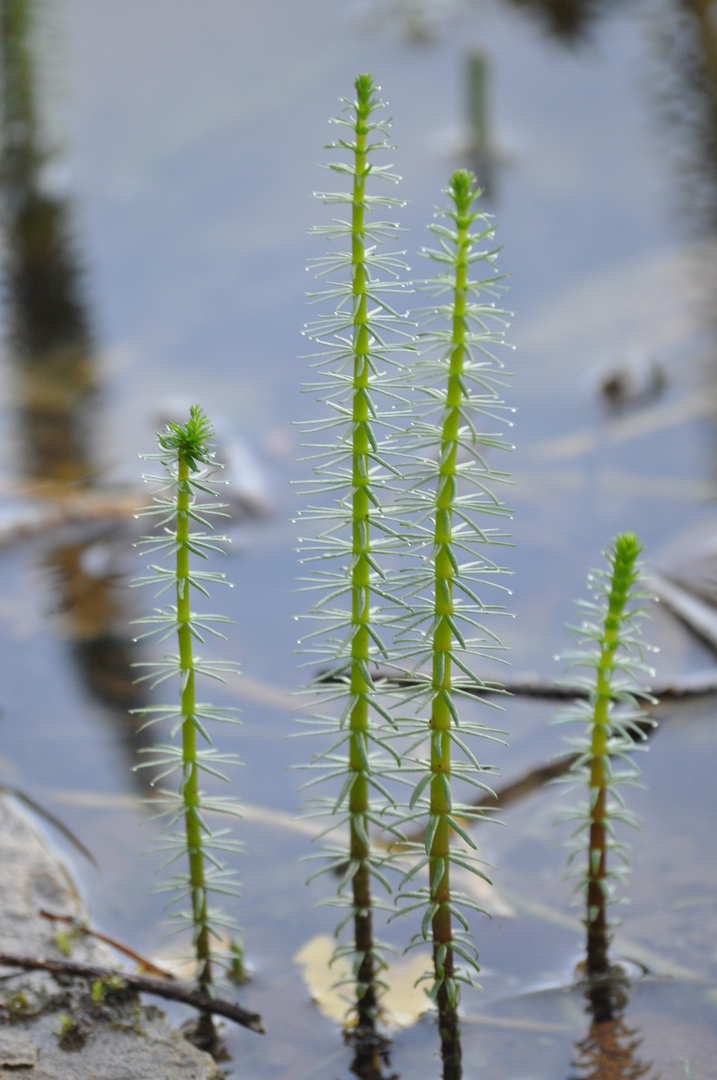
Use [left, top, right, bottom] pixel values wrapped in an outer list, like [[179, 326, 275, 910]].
[[1, 0, 717, 1076]]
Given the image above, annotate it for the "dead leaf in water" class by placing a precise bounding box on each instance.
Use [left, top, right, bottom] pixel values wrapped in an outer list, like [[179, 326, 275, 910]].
[[294, 934, 431, 1029]]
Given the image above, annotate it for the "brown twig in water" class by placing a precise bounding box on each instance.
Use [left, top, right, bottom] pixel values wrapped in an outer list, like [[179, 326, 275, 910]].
[[3, 786, 97, 867], [0, 953, 264, 1033], [393, 755, 578, 846], [398, 702, 662, 846], [38, 911, 174, 981], [318, 665, 717, 701], [0, 489, 142, 552]]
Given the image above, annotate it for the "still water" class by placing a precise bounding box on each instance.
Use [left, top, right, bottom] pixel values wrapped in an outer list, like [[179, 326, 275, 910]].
[[1, 0, 717, 1076]]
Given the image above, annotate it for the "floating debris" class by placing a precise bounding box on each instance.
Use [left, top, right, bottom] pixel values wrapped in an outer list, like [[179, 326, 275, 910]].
[[294, 934, 431, 1029], [593, 350, 666, 408], [649, 572, 717, 655]]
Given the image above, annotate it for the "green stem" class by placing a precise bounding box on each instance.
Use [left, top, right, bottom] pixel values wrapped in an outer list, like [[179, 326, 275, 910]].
[[176, 455, 212, 995], [429, 176, 471, 1033], [586, 540, 639, 978], [349, 75, 376, 1025]]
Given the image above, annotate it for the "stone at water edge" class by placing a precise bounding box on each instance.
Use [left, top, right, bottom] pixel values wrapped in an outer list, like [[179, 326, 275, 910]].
[[0, 794, 223, 1079]]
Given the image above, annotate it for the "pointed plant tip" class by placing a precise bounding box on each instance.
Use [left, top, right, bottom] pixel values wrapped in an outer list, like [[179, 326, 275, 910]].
[[157, 404, 214, 468], [613, 532, 643, 562], [355, 72, 376, 98]]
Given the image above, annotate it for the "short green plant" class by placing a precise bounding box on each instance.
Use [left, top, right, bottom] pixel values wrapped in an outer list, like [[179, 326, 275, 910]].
[[5, 991, 32, 1021], [56, 1013, 86, 1050], [390, 170, 513, 1067], [554, 532, 655, 979], [56, 1013, 76, 1039], [91, 975, 128, 1005], [229, 936, 248, 984], [296, 73, 412, 1026], [132, 405, 242, 997], [55, 925, 72, 957]]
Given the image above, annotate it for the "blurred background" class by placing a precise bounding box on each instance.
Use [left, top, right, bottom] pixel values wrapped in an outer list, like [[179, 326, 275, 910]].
[[2, 0, 717, 1076]]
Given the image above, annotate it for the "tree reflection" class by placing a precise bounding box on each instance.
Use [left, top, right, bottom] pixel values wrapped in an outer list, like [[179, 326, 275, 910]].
[[0, 0, 154, 777], [362, 0, 630, 45], [568, 980, 654, 1080], [649, 0, 717, 235], [345, 1026, 399, 1080], [0, 0, 96, 486], [500, 0, 626, 42]]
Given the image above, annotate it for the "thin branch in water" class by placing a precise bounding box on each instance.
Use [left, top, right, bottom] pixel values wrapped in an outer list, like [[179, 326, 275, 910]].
[[3, 786, 97, 867], [0, 953, 264, 1033], [38, 910, 175, 981], [319, 665, 717, 701]]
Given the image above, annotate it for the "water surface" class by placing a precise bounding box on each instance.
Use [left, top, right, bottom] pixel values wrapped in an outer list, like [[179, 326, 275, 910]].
[[1, 1, 717, 1077]]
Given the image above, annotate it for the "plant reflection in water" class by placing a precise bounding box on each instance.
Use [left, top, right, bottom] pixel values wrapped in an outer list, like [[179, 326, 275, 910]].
[[569, 976, 654, 1080]]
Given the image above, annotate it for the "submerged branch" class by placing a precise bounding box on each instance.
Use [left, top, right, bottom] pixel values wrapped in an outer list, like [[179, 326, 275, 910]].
[[397, 701, 662, 847], [319, 665, 717, 701]]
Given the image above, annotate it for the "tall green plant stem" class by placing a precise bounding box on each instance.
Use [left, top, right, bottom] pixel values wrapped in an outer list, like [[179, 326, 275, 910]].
[[391, 168, 512, 1075], [175, 455, 211, 994], [300, 72, 412, 1029], [554, 531, 654, 985], [349, 76, 376, 1022], [133, 406, 242, 1017], [429, 177, 472, 1072], [585, 547, 639, 979]]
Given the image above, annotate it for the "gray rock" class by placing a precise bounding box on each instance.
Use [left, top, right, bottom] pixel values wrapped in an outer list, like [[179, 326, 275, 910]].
[[0, 795, 223, 1079]]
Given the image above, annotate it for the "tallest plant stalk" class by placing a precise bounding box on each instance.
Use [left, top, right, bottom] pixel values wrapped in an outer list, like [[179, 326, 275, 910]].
[[299, 73, 411, 1030], [348, 81, 375, 1021]]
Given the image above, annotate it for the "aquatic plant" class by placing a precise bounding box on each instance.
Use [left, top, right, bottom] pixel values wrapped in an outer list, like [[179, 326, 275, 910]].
[[554, 532, 655, 979], [390, 170, 513, 1068], [132, 405, 242, 998], [296, 72, 412, 1027]]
